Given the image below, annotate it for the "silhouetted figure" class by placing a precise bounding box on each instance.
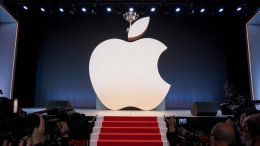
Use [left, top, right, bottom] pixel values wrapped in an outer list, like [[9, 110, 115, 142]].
[[241, 113, 260, 146], [210, 122, 235, 146]]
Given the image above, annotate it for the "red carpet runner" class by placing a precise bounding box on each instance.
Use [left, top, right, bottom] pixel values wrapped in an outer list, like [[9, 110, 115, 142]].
[[90, 116, 169, 146]]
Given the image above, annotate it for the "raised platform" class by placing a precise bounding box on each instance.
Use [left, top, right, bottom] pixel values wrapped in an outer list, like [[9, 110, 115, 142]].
[[23, 108, 226, 117], [24, 108, 229, 136]]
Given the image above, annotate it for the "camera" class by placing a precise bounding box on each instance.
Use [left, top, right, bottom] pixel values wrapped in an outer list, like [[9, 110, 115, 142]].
[[222, 82, 255, 119], [0, 105, 40, 144], [177, 127, 201, 146], [0, 97, 94, 145]]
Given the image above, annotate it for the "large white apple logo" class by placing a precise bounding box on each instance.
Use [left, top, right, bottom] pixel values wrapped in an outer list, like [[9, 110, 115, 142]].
[[89, 17, 170, 110]]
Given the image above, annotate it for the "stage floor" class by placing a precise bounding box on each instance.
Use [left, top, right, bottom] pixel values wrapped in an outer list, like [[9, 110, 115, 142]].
[[23, 108, 226, 117]]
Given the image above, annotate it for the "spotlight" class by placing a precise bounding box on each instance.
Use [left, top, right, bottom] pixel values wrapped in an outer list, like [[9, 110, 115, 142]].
[[236, 6, 242, 11], [81, 7, 87, 12], [40, 8, 45, 12], [218, 8, 224, 13], [175, 7, 181, 12], [129, 7, 134, 12], [23, 5, 28, 10], [200, 8, 205, 13], [107, 7, 112, 12], [150, 7, 156, 12], [59, 8, 64, 12]]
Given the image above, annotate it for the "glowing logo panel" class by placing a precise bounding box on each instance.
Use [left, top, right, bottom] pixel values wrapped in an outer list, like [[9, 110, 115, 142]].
[[89, 17, 170, 110]]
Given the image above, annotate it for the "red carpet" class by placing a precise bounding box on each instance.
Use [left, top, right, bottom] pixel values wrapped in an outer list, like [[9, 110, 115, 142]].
[[90, 116, 169, 146]]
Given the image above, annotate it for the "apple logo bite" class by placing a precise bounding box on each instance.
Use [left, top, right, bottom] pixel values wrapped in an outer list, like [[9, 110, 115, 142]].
[[89, 17, 170, 110]]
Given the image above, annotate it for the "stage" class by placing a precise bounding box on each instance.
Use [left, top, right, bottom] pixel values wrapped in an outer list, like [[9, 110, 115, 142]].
[[23, 108, 226, 117]]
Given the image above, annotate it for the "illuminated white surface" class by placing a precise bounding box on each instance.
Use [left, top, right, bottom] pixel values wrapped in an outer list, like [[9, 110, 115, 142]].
[[23, 108, 226, 117], [0, 5, 18, 98], [89, 16, 170, 110], [13, 98, 18, 113], [246, 10, 260, 100], [89, 38, 170, 110], [128, 17, 149, 41]]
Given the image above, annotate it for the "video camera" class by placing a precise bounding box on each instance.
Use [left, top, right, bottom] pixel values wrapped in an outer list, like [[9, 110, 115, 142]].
[[221, 82, 255, 119], [0, 97, 91, 145]]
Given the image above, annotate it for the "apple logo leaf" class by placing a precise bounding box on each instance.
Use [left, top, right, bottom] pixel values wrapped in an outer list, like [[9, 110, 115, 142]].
[[128, 17, 150, 42]]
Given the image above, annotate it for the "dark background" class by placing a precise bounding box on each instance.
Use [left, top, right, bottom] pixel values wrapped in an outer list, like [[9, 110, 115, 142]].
[[5, 2, 252, 109]]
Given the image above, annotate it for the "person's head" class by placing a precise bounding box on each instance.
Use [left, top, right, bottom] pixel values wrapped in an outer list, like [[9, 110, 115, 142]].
[[240, 109, 260, 128], [210, 122, 235, 146], [241, 113, 260, 146]]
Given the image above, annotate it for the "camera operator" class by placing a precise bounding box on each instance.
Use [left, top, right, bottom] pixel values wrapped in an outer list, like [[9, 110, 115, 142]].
[[0, 97, 46, 146], [2, 116, 70, 146], [166, 115, 235, 146], [1, 97, 72, 146], [240, 113, 260, 146], [165, 115, 179, 146], [166, 116, 200, 146], [17, 114, 45, 146], [210, 122, 235, 146], [225, 109, 260, 146], [56, 121, 69, 146]]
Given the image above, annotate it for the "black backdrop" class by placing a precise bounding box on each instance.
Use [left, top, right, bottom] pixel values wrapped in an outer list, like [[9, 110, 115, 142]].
[[13, 13, 250, 109]]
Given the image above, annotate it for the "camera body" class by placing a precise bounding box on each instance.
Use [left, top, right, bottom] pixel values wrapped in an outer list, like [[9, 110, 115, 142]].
[[0, 112, 40, 144], [222, 83, 255, 119], [0, 98, 91, 145]]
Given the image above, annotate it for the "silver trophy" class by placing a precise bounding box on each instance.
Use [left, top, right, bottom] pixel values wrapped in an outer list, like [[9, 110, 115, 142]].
[[123, 11, 139, 32]]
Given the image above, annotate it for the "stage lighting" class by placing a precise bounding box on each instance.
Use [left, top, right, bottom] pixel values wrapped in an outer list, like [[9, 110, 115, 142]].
[[129, 7, 134, 12], [175, 7, 181, 12], [200, 8, 205, 13], [23, 5, 28, 10], [236, 6, 242, 11], [218, 8, 224, 13], [107, 7, 112, 12], [59, 8, 64, 12], [150, 7, 156, 12], [40, 8, 45, 12], [81, 7, 87, 12]]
